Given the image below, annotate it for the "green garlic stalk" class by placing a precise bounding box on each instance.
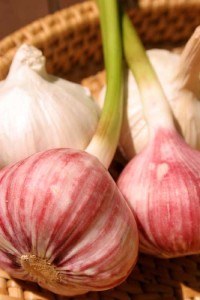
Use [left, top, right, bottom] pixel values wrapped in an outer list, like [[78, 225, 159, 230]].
[[121, 12, 175, 136], [86, 0, 124, 168]]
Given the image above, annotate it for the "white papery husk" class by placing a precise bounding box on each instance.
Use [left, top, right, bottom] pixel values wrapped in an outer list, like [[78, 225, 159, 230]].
[[0, 44, 100, 168]]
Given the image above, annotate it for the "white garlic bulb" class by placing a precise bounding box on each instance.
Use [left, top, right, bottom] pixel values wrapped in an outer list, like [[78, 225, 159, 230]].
[[0, 44, 100, 168]]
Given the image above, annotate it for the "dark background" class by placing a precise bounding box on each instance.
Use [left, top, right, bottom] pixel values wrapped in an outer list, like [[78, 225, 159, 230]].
[[0, 0, 84, 40]]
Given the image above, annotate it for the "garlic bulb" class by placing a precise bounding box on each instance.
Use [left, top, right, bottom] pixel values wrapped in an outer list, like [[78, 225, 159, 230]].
[[118, 128, 200, 258], [99, 26, 200, 160], [117, 13, 200, 258], [0, 148, 138, 295], [0, 44, 99, 168]]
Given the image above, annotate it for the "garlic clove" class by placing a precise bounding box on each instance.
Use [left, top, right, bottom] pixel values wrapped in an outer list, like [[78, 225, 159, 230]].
[[118, 127, 200, 258], [0, 148, 138, 295], [0, 44, 100, 168]]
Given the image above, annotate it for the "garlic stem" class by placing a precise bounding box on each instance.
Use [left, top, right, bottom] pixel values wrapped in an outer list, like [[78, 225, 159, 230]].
[[121, 12, 175, 136], [176, 26, 200, 98], [86, 0, 123, 169]]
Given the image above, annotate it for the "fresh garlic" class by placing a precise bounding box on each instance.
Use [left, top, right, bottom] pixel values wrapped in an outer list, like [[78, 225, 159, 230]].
[[0, 148, 138, 295], [118, 128, 200, 257], [0, 1, 139, 295], [99, 27, 200, 160], [0, 44, 100, 168], [118, 12, 200, 258]]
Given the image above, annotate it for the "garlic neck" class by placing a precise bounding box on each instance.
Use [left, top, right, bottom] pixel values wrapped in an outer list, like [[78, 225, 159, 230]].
[[7, 44, 47, 82], [122, 13, 176, 138], [20, 254, 60, 283], [140, 82, 175, 138]]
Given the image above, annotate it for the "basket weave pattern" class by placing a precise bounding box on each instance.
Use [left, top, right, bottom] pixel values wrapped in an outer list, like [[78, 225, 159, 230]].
[[1, 1, 200, 299]]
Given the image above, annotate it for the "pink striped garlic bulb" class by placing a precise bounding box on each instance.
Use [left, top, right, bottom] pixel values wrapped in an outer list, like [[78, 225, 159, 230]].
[[117, 13, 200, 258], [0, 149, 138, 295], [118, 128, 200, 257]]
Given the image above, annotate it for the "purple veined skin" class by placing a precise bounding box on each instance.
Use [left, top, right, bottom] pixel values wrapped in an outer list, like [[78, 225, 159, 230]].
[[0, 148, 139, 296], [118, 127, 200, 258]]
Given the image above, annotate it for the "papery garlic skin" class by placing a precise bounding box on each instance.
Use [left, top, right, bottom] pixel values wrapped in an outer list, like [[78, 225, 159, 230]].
[[0, 148, 138, 295], [0, 44, 99, 168], [118, 128, 200, 258]]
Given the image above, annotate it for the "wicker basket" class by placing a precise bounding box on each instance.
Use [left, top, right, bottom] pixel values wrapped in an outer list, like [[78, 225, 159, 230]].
[[1, 0, 200, 299]]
